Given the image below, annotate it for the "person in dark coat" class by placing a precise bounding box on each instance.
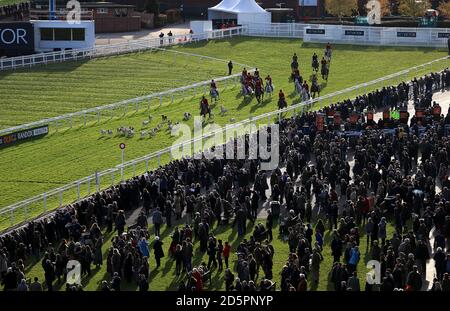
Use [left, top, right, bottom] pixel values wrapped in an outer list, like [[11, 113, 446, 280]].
[[406, 266, 423, 291], [43, 259, 56, 291], [153, 236, 164, 268], [111, 272, 121, 291], [123, 252, 133, 283], [152, 208, 163, 237], [115, 210, 126, 235], [228, 60, 233, 75]]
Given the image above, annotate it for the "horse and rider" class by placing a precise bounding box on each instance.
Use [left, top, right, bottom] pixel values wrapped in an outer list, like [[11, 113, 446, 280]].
[[265, 75, 274, 96], [312, 53, 319, 72], [278, 89, 287, 110], [210, 79, 219, 102], [310, 74, 320, 98], [324, 42, 332, 61], [255, 77, 264, 103], [321, 57, 330, 81], [200, 96, 211, 119]]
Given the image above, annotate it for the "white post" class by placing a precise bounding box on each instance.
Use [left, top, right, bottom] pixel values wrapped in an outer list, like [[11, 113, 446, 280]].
[[133, 163, 136, 177], [121, 149, 125, 181], [158, 154, 161, 167], [159, 95, 163, 107], [59, 190, 63, 207], [43, 193, 47, 212], [77, 182, 80, 200], [145, 159, 149, 171], [87, 176, 91, 194], [84, 112, 87, 126], [10, 209, 14, 226], [95, 171, 100, 192]]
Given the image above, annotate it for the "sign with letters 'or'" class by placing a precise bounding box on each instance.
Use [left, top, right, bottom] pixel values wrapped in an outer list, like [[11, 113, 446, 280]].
[[0, 125, 49, 148], [0, 22, 34, 56]]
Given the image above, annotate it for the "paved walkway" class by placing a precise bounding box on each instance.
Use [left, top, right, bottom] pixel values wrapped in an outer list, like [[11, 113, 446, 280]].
[[95, 22, 191, 45]]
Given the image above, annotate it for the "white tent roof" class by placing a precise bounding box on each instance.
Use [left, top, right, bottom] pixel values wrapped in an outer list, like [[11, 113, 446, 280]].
[[209, 0, 267, 14], [229, 0, 267, 13], [209, 0, 240, 12]]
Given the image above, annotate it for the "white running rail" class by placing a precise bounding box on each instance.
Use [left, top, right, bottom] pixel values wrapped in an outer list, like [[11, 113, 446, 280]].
[[0, 55, 448, 231]]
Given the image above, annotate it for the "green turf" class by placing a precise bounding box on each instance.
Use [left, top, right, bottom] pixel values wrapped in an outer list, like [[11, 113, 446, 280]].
[[0, 50, 229, 129], [0, 0, 27, 5], [0, 37, 448, 230], [16, 218, 396, 291]]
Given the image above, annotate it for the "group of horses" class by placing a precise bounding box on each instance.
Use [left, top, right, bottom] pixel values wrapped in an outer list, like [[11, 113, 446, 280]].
[[199, 45, 333, 120], [240, 70, 275, 104], [290, 46, 333, 104]]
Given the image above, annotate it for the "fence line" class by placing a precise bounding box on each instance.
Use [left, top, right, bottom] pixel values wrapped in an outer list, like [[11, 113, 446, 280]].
[[1, 55, 448, 231], [0, 67, 254, 136], [0, 26, 248, 72], [244, 22, 450, 48]]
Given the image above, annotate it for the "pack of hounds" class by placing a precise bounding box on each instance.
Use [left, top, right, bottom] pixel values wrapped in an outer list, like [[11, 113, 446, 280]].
[[99, 106, 230, 139]]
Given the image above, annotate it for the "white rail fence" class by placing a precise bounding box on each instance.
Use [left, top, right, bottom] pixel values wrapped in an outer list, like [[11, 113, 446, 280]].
[[0, 26, 248, 71], [245, 22, 307, 38], [244, 22, 450, 48], [0, 67, 254, 137], [1, 55, 448, 231]]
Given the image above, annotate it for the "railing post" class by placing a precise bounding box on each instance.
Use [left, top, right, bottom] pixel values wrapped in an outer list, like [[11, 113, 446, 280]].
[[158, 154, 161, 167], [133, 163, 136, 177], [97, 111, 100, 123], [159, 95, 163, 107], [87, 176, 91, 195], [111, 170, 115, 186], [59, 190, 63, 208], [145, 159, 149, 171], [171, 94, 174, 104], [121, 165, 124, 182], [77, 182, 80, 200], [84, 112, 87, 126], [10, 209, 14, 226], [136, 100, 139, 112], [24, 204, 28, 221], [70, 116, 73, 128]]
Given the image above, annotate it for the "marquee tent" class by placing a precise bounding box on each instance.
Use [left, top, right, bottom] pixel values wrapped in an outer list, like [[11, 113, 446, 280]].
[[208, 0, 271, 25]]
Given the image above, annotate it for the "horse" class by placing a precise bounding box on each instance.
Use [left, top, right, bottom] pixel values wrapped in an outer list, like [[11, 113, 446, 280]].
[[200, 101, 211, 119], [312, 58, 319, 72], [265, 82, 274, 96], [255, 84, 264, 103], [278, 97, 287, 110], [324, 48, 332, 61], [210, 87, 219, 102], [242, 83, 254, 96], [311, 81, 320, 99], [321, 63, 329, 81], [294, 78, 303, 95]]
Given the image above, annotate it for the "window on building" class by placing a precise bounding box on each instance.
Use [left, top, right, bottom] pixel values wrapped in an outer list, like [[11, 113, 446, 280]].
[[40, 28, 53, 41], [54, 28, 72, 41], [72, 28, 85, 41], [40, 28, 86, 41]]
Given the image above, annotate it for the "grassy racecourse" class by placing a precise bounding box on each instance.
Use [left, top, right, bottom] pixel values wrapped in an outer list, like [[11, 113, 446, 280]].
[[0, 37, 448, 230]]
